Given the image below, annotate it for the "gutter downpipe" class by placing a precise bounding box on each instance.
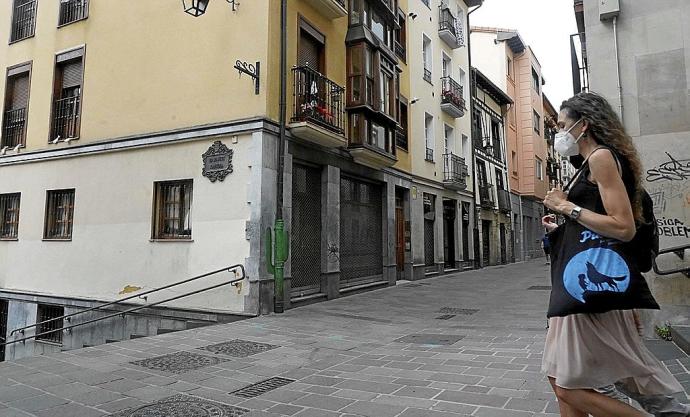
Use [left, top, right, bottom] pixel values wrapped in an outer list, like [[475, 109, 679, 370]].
[[612, 16, 624, 124], [467, 2, 483, 268]]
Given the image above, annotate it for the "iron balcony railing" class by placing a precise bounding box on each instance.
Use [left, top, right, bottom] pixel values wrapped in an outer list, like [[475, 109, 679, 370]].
[[439, 8, 457, 37], [10, 0, 37, 43], [441, 76, 465, 110], [59, 0, 89, 26], [52, 95, 81, 140], [423, 68, 432, 83], [653, 244, 690, 277], [425, 147, 434, 162], [497, 188, 511, 213], [1, 264, 246, 347], [395, 127, 408, 151], [291, 66, 345, 135], [1, 108, 27, 148], [479, 183, 495, 208], [443, 153, 468, 186], [394, 41, 406, 59]]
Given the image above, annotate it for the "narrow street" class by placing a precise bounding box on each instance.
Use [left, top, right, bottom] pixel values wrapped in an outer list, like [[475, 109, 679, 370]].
[[0, 260, 687, 417]]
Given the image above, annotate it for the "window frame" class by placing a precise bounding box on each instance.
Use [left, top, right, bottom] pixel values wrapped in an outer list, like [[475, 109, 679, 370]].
[[533, 110, 541, 134], [43, 189, 76, 241], [50, 46, 85, 143], [9, 0, 37, 44], [536, 158, 544, 180], [35, 304, 64, 345], [531, 67, 540, 92], [152, 179, 194, 241], [57, 0, 89, 28], [0, 193, 21, 240], [2, 61, 32, 149]]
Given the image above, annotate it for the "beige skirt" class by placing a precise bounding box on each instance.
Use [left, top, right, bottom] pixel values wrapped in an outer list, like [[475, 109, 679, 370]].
[[542, 310, 684, 395]]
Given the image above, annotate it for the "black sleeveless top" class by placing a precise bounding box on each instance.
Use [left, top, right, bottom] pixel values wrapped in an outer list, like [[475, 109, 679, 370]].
[[567, 147, 636, 217]]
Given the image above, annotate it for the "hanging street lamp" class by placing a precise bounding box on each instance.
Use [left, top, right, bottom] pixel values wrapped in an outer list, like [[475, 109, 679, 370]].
[[182, 0, 209, 17]]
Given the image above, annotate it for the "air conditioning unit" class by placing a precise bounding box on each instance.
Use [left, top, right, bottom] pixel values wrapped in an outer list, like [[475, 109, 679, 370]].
[[599, 0, 620, 21]]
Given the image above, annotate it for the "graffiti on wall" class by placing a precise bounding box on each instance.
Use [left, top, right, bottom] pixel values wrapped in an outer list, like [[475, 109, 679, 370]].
[[656, 218, 690, 238], [647, 152, 690, 183]]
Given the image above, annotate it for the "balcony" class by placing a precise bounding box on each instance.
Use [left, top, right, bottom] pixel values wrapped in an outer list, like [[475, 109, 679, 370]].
[[497, 189, 511, 213], [423, 68, 432, 83], [1, 108, 27, 149], [425, 147, 434, 162], [302, 0, 347, 19], [440, 77, 465, 118], [443, 153, 468, 191], [438, 8, 460, 49], [51, 96, 81, 140], [394, 41, 406, 60], [395, 127, 408, 151], [479, 183, 495, 209], [288, 66, 347, 148]]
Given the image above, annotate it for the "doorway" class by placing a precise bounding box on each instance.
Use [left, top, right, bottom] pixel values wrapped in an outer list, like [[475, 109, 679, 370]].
[[443, 199, 456, 268]]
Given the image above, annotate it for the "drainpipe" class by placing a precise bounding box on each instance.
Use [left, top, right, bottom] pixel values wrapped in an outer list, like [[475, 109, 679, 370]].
[[500, 104, 516, 262], [467, 2, 483, 268], [612, 16, 624, 124]]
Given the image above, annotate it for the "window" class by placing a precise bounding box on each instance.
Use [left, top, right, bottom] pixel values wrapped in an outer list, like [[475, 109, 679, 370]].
[[347, 44, 375, 107], [153, 180, 193, 240], [424, 113, 433, 161], [512, 151, 518, 175], [442, 54, 451, 78], [44, 189, 75, 240], [36, 304, 64, 345], [349, 0, 393, 48], [472, 108, 482, 145], [10, 0, 37, 43], [2, 63, 31, 149], [298, 20, 325, 72], [496, 169, 504, 190], [58, 0, 89, 27], [455, 7, 465, 47], [533, 110, 541, 134], [532, 67, 540, 92], [507, 57, 512, 79], [394, 13, 406, 60], [444, 124, 453, 155], [491, 119, 501, 154], [51, 48, 84, 142], [422, 35, 432, 83], [0, 193, 20, 239], [397, 99, 408, 151], [536, 158, 544, 180], [458, 67, 466, 101]]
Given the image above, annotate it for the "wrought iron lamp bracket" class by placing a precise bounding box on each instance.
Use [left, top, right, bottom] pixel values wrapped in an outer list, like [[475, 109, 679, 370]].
[[234, 60, 260, 95], [227, 0, 240, 11]]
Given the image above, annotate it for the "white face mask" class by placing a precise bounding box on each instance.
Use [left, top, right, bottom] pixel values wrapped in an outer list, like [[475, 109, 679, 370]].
[[554, 119, 585, 157]]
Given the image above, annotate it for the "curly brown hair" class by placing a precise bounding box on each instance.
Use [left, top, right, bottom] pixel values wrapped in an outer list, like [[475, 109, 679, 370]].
[[560, 92, 643, 221]]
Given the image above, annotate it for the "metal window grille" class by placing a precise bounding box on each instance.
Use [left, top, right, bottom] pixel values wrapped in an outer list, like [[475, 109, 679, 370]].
[[51, 94, 81, 141], [59, 0, 89, 26], [2, 108, 27, 148], [36, 304, 64, 345], [0, 299, 8, 361], [45, 189, 75, 239], [0, 193, 21, 239], [154, 180, 193, 239], [423, 68, 432, 83], [425, 147, 434, 162], [10, 0, 37, 43], [290, 164, 322, 296], [443, 153, 467, 185], [291, 66, 345, 135]]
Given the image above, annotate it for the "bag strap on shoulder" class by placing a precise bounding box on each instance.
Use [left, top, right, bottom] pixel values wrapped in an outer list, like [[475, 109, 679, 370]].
[[563, 146, 608, 192]]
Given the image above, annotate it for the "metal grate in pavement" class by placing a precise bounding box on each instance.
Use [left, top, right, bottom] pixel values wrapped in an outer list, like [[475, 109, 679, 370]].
[[436, 314, 456, 320], [130, 351, 229, 374], [394, 334, 465, 345], [439, 307, 479, 315], [108, 394, 249, 416], [198, 339, 279, 358], [230, 377, 295, 398], [528, 285, 552, 290]]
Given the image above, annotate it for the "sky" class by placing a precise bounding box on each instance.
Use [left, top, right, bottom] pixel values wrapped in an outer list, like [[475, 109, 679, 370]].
[[470, 0, 579, 107]]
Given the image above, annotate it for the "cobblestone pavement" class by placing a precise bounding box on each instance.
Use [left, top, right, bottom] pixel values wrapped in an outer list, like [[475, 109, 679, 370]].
[[0, 260, 688, 417]]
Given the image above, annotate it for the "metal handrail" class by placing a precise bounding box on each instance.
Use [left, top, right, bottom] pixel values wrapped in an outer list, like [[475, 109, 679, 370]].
[[4, 264, 246, 346], [653, 244, 690, 277]]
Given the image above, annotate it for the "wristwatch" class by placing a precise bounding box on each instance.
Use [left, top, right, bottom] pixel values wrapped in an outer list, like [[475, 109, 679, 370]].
[[569, 205, 583, 221]]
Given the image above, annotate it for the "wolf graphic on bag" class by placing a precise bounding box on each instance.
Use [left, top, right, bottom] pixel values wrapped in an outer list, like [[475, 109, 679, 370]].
[[547, 223, 659, 318]]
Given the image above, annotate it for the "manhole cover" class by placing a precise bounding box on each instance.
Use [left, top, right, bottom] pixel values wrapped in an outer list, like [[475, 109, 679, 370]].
[[130, 351, 229, 374], [394, 334, 465, 345], [528, 285, 552, 290], [230, 377, 295, 398], [198, 339, 279, 358], [436, 314, 456, 320], [438, 307, 479, 315], [109, 394, 249, 416]]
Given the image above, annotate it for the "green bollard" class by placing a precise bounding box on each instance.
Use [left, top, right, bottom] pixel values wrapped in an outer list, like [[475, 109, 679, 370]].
[[266, 220, 289, 313]]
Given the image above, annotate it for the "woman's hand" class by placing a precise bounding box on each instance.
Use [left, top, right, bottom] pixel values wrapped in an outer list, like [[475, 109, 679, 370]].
[[543, 188, 570, 214], [542, 215, 559, 233]]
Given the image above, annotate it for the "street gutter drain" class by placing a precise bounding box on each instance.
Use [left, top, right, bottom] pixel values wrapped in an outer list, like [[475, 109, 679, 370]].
[[436, 314, 456, 320], [439, 307, 479, 315], [198, 339, 279, 358], [231, 377, 295, 398], [528, 285, 552, 290], [108, 394, 249, 417], [130, 351, 229, 374]]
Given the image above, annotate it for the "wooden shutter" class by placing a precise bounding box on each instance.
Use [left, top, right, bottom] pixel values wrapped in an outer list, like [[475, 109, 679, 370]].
[[9, 74, 29, 109], [61, 60, 82, 89], [299, 31, 322, 71]]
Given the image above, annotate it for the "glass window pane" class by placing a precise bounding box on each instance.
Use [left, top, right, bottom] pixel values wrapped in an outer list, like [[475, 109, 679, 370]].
[[371, 12, 384, 42]]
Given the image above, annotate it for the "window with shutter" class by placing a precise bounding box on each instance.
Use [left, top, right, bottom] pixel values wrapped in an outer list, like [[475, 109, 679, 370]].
[[298, 30, 324, 72], [51, 49, 84, 141], [2, 64, 31, 148]]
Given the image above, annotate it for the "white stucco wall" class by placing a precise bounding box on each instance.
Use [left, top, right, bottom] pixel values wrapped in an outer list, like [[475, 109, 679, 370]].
[[0, 135, 252, 312]]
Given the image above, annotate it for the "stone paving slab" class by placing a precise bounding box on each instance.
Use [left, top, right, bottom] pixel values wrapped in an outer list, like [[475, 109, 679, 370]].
[[0, 260, 688, 417]]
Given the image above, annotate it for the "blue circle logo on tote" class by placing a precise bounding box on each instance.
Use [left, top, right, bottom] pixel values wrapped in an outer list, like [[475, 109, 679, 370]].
[[563, 248, 630, 303]]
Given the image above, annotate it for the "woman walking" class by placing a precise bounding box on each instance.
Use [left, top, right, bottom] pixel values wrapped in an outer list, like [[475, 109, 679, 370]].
[[541, 92, 688, 416]]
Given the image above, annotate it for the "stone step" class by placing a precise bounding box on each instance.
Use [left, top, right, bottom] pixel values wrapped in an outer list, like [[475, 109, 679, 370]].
[[185, 320, 212, 330], [129, 334, 146, 339], [105, 339, 120, 344], [156, 328, 177, 335], [670, 325, 690, 356]]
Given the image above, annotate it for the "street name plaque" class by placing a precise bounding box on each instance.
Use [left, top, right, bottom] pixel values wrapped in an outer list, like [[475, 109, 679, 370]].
[[202, 140, 233, 182]]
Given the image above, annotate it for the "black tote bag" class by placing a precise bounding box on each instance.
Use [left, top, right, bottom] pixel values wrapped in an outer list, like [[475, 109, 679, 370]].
[[546, 153, 659, 318]]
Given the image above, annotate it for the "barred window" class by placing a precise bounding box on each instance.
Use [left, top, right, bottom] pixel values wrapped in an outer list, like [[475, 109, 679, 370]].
[[36, 304, 64, 345], [0, 193, 20, 239], [59, 0, 89, 27], [10, 0, 37, 43], [153, 180, 193, 239], [44, 189, 75, 240], [51, 48, 84, 142]]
